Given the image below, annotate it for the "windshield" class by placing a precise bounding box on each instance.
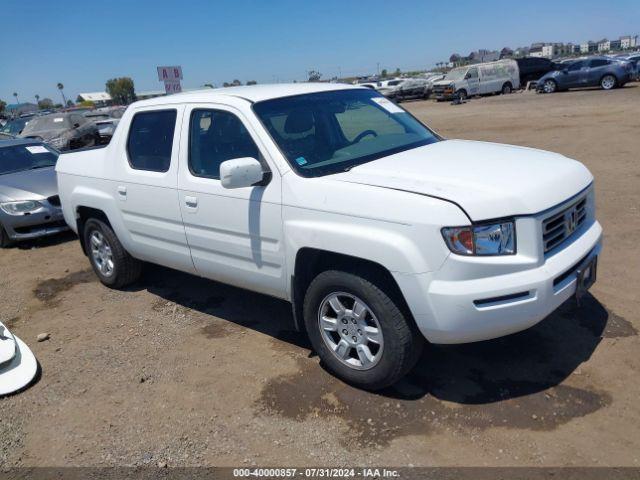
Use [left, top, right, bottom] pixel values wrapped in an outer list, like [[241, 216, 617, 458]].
[[22, 115, 70, 133], [0, 118, 30, 135], [0, 143, 59, 175], [253, 89, 439, 177], [444, 68, 467, 81]]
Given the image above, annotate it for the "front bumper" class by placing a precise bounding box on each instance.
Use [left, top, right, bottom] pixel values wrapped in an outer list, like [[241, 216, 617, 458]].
[[394, 219, 603, 344], [0, 202, 69, 241]]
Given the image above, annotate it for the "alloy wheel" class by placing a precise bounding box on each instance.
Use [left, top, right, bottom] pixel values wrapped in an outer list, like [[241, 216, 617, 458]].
[[90, 230, 115, 277], [601, 75, 616, 90], [543, 80, 556, 93], [318, 292, 384, 370]]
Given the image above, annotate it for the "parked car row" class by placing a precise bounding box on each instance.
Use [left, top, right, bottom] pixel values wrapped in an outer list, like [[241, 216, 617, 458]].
[[356, 52, 637, 103], [0, 106, 126, 150]]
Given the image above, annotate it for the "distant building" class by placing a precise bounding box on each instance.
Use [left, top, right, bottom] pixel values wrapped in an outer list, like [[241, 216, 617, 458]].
[[513, 46, 530, 58], [5, 103, 37, 116], [468, 49, 500, 63], [598, 39, 610, 52], [620, 35, 638, 49], [529, 44, 544, 57], [78, 92, 112, 107], [610, 39, 621, 51], [581, 41, 597, 53]]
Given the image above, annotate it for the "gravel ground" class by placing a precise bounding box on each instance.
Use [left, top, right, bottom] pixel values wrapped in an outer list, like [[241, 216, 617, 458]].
[[0, 85, 639, 468]]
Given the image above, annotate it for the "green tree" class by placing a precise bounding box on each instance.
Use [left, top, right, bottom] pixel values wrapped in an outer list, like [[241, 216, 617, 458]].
[[246, 80, 257, 85], [380, 69, 388, 78], [394, 68, 401, 76], [13, 92, 19, 104], [0, 99, 6, 113], [38, 98, 54, 110], [203, 83, 214, 88], [66, 99, 74, 107], [106, 77, 136, 105], [232, 79, 242, 86], [307, 70, 322, 82]]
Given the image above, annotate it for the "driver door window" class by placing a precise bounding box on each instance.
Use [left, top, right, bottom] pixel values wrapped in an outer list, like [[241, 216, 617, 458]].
[[189, 109, 260, 179]]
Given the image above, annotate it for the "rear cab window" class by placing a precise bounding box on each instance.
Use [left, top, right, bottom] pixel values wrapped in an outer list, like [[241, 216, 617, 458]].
[[126, 110, 177, 172]]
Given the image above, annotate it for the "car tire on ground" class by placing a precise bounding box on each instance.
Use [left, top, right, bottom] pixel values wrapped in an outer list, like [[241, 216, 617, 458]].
[[0, 224, 15, 248], [456, 89, 467, 101], [542, 79, 557, 93], [303, 270, 423, 391], [501, 82, 513, 94], [600, 74, 617, 90], [83, 218, 141, 288]]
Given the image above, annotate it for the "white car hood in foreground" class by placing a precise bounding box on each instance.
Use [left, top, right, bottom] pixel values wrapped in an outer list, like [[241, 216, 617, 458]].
[[331, 140, 593, 221]]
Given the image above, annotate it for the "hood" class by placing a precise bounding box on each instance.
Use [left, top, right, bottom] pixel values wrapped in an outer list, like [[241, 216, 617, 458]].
[[330, 140, 592, 221], [0, 167, 58, 202], [433, 79, 454, 86]]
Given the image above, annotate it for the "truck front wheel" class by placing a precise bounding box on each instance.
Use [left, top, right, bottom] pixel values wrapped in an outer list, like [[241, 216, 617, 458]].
[[83, 218, 141, 288], [303, 270, 423, 390]]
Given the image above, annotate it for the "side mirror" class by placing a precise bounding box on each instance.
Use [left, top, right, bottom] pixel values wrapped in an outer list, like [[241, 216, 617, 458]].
[[220, 157, 265, 189]]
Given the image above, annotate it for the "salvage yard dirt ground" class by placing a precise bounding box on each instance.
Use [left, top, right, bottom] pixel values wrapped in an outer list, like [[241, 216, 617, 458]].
[[1, 86, 639, 468]]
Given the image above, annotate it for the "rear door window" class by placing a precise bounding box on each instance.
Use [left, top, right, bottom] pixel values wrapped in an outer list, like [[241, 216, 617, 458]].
[[127, 110, 177, 172], [589, 59, 610, 68]]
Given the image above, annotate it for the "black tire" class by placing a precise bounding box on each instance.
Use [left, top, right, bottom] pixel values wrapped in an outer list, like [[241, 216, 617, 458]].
[[303, 270, 423, 390], [501, 82, 513, 94], [600, 74, 617, 90], [456, 89, 467, 101], [0, 224, 15, 248], [83, 218, 141, 288]]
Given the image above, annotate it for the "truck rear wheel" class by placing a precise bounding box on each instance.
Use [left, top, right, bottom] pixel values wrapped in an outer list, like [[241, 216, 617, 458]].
[[303, 270, 423, 390], [501, 82, 513, 94], [83, 218, 141, 288]]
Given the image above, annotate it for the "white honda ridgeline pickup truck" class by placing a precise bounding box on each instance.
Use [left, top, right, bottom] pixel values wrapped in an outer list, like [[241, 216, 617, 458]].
[[56, 83, 602, 390]]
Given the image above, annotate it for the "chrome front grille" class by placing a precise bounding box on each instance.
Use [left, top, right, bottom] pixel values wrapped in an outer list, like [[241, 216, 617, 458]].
[[542, 196, 587, 253]]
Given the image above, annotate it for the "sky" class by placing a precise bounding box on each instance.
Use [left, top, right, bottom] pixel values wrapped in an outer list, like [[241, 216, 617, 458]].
[[1, 0, 639, 104]]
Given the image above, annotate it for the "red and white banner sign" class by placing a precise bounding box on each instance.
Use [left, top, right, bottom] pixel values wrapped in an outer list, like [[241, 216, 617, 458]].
[[157, 66, 183, 94]]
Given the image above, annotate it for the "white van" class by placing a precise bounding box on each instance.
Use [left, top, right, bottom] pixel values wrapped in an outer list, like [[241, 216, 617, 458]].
[[432, 59, 520, 100]]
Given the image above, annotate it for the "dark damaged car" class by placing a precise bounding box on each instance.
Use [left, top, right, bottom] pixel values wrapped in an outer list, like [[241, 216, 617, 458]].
[[19, 112, 99, 151]]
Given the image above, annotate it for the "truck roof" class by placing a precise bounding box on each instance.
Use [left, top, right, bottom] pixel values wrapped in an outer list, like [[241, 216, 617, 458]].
[[133, 82, 361, 107]]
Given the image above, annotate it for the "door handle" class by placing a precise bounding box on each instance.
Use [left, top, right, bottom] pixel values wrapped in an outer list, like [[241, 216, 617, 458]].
[[185, 196, 198, 208], [117, 186, 127, 199]]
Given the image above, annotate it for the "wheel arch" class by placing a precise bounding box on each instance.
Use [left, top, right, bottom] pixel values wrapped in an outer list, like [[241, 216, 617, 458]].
[[75, 206, 112, 255], [291, 248, 415, 333]]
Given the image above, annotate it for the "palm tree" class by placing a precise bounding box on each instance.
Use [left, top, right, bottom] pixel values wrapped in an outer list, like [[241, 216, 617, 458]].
[[57, 83, 67, 107], [13, 92, 19, 104], [35, 94, 40, 106]]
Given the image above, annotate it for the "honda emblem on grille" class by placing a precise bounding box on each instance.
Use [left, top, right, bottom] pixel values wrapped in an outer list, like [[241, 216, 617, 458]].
[[565, 208, 578, 234]]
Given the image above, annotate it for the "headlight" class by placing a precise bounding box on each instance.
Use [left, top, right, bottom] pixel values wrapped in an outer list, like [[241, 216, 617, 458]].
[[442, 221, 515, 256], [0, 200, 44, 215]]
